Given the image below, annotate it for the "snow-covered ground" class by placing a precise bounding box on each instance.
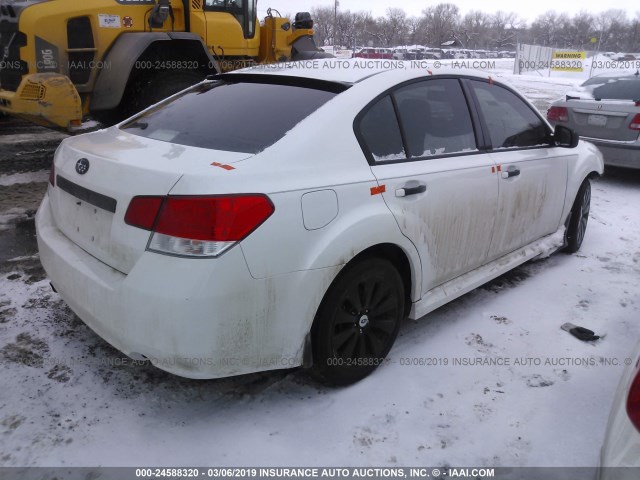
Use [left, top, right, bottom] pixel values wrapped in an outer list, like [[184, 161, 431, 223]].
[[1, 65, 639, 468]]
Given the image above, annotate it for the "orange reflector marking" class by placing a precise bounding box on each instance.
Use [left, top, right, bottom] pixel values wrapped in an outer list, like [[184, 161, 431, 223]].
[[427, 70, 433, 75], [370, 185, 386, 196], [211, 162, 235, 171], [491, 166, 496, 174], [488, 76, 494, 85]]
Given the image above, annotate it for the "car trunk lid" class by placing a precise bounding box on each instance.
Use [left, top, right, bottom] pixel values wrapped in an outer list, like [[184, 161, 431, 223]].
[[48, 128, 252, 274], [565, 99, 640, 142]]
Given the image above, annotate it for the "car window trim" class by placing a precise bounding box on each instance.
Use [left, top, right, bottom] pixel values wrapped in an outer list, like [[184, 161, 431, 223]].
[[353, 75, 486, 166], [121, 78, 342, 154], [373, 149, 487, 166], [209, 73, 352, 94], [460, 78, 490, 150], [462, 78, 554, 153], [354, 94, 407, 164], [123, 76, 347, 132], [389, 92, 410, 158], [390, 78, 482, 161]]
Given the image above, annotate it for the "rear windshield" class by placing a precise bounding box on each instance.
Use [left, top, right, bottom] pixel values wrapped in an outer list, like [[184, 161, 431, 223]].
[[121, 79, 341, 154], [580, 75, 640, 101]]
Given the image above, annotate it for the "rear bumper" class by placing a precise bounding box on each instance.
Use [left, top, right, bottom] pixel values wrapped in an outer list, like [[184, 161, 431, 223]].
[[0, 73, 82, 129], [582, 137, 640, 169], [36, 193, 320, 379]]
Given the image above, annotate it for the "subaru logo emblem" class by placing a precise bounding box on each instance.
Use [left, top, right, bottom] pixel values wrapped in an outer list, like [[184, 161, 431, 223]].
[[75, 158, 90, 175]]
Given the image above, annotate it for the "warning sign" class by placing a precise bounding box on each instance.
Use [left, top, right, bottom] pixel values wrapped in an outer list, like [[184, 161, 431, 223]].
[[551, 51, 586, 72]]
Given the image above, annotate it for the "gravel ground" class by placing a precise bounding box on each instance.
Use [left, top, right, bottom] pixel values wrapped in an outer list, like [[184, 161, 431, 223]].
[[0, 118, 66, 234]]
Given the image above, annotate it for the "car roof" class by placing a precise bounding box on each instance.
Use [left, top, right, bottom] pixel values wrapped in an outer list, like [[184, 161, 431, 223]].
[[589, 71, 640, 80], [582, 70, 640, 86], [233, 58, 492, 86]]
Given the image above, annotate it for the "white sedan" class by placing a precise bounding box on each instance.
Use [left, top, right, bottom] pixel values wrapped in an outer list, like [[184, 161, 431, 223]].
[[598, 340, 640, 479], [36, 61, 604, 385]]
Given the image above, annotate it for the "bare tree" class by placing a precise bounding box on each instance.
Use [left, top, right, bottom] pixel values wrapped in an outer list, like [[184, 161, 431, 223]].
[[568, 12, 596, 49], [308, 5, 640, 52], [406, 16, 423, 45], [422, 3, 460, 47], [461, 11, 492, 49], [593, 9, 628, 50], [490, 11, 524, 49], [383, 8, 409, 46], [530, 11, 560, 47], [310, 6, 334, 46], [625, 13, 640, 52]]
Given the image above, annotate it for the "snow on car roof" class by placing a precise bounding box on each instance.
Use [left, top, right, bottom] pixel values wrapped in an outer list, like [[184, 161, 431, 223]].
[[231, 58, 491, 85]]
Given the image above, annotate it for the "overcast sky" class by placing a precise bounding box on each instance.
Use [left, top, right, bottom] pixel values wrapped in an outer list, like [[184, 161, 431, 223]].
[[257, 0, 639, 23]]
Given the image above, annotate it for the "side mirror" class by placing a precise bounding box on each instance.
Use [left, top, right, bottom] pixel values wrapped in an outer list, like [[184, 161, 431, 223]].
[[554, 125, 579, 148]]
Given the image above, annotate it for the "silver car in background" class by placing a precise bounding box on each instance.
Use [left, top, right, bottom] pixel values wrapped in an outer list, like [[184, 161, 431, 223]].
[[548, 72, 640, 169]]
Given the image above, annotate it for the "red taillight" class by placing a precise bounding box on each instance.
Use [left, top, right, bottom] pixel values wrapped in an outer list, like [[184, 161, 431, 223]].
[[124, 196, 164, 230], [155, 195, 274, 242], [547, 106, 569, 122], [629, 113, 640, 131], [635, 101, 640, 107], [628, 368, 640, 433], [49, 162, 55, 186], [124, 195, 274, 257]]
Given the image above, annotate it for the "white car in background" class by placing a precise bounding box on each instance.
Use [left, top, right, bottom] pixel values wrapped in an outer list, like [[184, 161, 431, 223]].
[[392, 48, 408, 60], [36, 61, 603, 385], [598, 340, 640, 479]]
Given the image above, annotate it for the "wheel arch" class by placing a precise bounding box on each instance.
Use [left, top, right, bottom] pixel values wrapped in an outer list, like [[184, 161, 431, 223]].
[[90, 32, 219, 112], [302, 241, 417, 368], [560, 141, 604, 227], [345, 243, 414, 319]]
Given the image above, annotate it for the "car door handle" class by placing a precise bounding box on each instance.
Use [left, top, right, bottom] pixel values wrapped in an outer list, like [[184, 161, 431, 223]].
[[501, 169, 521, 179], [396, 185, 427, 197]]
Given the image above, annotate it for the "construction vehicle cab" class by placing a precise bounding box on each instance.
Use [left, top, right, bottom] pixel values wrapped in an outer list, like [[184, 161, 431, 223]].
[[204, 0, 259, 39], [0, 0, 330, 130]]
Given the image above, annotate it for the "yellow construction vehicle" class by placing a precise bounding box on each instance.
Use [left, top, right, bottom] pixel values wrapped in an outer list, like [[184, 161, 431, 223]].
[[0, 0, 330, 130]]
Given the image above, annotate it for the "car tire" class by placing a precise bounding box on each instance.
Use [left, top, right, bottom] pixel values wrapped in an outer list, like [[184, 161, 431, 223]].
[[311, 258, 405, 386], [564, 179, 591, 253]]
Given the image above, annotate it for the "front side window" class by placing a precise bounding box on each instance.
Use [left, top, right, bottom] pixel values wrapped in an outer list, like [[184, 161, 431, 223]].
[[122, 80, 339, 154], [393, 79, 477, 158], [205, 0, 243, 8], [246, 0, 256, 38], [469, 81, 550, 149], [205, 0, 256, 38], [358, 95, 406, 162]]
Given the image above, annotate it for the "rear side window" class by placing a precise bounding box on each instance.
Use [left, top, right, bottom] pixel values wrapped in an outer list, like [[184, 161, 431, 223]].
[[469, 81, 550, 149], [358, 96, 406, 162], [394, 79, 476, 157], [121, 80, 338, 154]]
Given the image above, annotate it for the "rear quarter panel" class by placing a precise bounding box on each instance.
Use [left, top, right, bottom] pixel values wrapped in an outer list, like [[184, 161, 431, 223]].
[[560, 140, 604, 225]]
